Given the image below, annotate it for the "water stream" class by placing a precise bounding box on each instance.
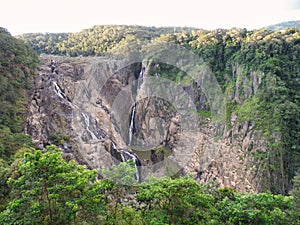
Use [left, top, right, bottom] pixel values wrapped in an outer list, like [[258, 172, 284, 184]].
[[81, 112, 99, 141], [53, 81, 68, 100], [128, 68, 143, 145], [120, 150, 140, 182], [111, 142, 141, 182]]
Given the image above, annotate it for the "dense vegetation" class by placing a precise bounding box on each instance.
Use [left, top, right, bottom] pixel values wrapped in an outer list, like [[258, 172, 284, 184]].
[[0, 25, 299, 223], [17, 25, 195, 56], [0, 28, 38, 136], [0, 27, 39, 209], [0, 146, 299, 224]]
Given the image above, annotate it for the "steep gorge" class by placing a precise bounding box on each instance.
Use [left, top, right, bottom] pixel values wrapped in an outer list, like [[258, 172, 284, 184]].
[[25, 54, 273, 192], [19, 27, 300, 195]]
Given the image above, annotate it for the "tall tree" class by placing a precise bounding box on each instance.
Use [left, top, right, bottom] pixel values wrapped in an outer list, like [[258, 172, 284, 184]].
[[0, 145, 105, 225]]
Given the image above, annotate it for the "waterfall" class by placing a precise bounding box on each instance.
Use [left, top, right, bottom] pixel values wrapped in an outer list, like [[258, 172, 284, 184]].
[[120, 150, 141, 182], [136, 68, 144, 91], [81, 112, 99, 141], [110, 142, 141, 182], [53, 81, 67, 100], [53, 81, 72, 103], [128, 68, 144, 145], [128, 106, 136, 145]]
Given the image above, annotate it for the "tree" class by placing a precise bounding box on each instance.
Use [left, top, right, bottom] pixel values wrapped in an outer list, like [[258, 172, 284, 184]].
[[290, 169, 300, 223], [101, 161, 142, 224], [0, 145, 104, 225], [137, 176, 218, 225], [217, 192, 294, 224]]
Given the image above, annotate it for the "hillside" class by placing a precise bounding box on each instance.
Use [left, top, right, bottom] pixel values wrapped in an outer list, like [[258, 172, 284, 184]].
[[17, 25, 196, 56], [265, 20, 300, 30], [0, 28, 38, 157], [0, 27, 38, 209]]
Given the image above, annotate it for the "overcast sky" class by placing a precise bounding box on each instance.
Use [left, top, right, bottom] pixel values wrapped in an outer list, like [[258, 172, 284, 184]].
[[1, 0, 300, 35]]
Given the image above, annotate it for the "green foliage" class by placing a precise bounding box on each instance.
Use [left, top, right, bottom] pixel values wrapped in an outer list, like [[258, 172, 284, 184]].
[[0, 28, 38, 132], [0, 127, 35, 160], [137, 176, 218, 224], [100, 161, 141, 224], [102, 160, 139, 186], [0, 27, 38, 157], [0, 158, 10, 210], [197, 109, 212, 118], [0, 28, 38, 210], [17, 32, 69, 55], [1, 150, 298, 225], [0, 145, 104, 225], [291, 169, 300, 210], [230, 29, 300, 193], [217, 192, 295, 224], [18, 25, 195, 56]]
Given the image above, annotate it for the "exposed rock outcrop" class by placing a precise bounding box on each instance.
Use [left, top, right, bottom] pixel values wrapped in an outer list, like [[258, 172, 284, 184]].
[[26, 55, 142, 178], [183, 63, 268, 193], [26, 55, 269, 192]]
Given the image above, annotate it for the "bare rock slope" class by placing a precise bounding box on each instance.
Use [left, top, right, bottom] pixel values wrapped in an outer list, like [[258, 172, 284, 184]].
[[26, 55, 268, 191]]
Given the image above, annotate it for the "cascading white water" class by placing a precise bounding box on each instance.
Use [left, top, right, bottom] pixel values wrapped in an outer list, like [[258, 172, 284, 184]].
[[81, 112, 99, 141], [128, 106, 136, 145], [136, 68, 143, 90], [128, 68, 143, 145], [120, 150, 140, 182], [110, 142, 141, 182], [53, 81, 67, 100]]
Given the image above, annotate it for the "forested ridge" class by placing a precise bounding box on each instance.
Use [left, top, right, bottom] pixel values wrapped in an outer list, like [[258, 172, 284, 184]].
[[0, 28, 39, 168], [0, 27, 39, 215], [0, 25, 299, 224], [17, 25, 195, 56]]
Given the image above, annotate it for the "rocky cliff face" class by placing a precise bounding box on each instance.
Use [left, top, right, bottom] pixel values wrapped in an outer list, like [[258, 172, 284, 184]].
[[186, 64, 269, 193], [25, 55, 142, 176], [131, 62, 268, 192], [26, 55, 269, 191]]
